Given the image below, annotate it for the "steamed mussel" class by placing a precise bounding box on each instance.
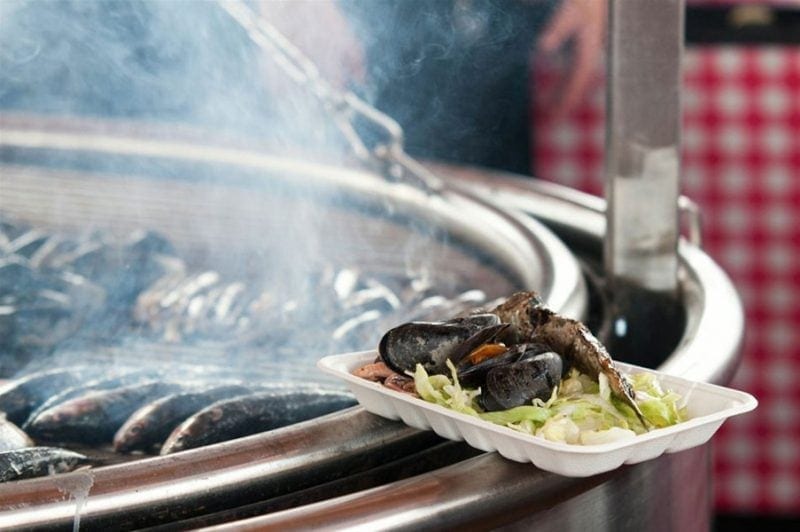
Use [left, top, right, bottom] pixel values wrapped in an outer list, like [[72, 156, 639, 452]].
[[378, 313, 506, 375], [378, 316, 564, 412], [374, 291, 647, 424], [459, 344, 562, 411]]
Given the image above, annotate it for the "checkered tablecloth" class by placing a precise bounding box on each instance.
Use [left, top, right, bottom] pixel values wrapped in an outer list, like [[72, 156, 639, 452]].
[[532, 45, 800, 514]]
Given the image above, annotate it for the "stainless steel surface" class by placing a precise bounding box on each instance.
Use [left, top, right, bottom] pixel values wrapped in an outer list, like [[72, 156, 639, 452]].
[[605, 0, 685, 293], [443, 167, 744, 385], [0, 116, 588, 529], [203, 169, 741, 531], [679, 196, 703, 248], [210, 443, 711, 532], [0, 118, 743, 531]]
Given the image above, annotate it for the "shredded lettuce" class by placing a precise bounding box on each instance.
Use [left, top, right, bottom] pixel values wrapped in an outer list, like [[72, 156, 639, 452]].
[[536, 416, 581, 444], [411, 363, 688, 446], [479, 405, 551, 425], [629, 372, 688, 428], [413, 361, 481, 416]]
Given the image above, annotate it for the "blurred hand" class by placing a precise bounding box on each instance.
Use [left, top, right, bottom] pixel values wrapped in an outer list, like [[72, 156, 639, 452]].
[[537, 0, 607, 118], [260, 0, 364, 90]]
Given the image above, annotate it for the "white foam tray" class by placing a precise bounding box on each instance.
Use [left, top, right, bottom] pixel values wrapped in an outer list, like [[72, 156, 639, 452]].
[[318, 350, 757, 477]]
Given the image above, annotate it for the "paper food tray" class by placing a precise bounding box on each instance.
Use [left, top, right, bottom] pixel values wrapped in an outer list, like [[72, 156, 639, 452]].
[[317, 350, 757, 477]]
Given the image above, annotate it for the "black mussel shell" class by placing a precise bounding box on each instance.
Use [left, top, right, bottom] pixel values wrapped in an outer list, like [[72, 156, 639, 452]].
[[480, 351, 563, 412], [449, 323, 512, 366], [457, 348, 516, 388], [379, 321, 477, 375], [457, 342, 552, 388], [516, 342, 569, 376], [7, 230, 49, 258], [445, 313, 501, 332], [447, 314, 525, 346]]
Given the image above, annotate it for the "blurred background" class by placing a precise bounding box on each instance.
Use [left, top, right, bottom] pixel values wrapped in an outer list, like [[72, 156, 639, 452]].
[[0, 0, 797, 528], [532, 1, 799, 529]]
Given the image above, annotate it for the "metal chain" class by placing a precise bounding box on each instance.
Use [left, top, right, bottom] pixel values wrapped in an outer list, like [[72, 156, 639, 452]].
[[217, 0, 442, 193]]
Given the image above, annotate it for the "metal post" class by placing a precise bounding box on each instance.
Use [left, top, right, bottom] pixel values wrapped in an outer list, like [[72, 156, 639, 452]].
[[605, 0, 685, 295]]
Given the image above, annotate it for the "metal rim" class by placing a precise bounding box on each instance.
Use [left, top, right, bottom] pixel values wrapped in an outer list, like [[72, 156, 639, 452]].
[[439, 166, 744, 385], [0, 115, 589, 529], [195, 170, 745, 531]]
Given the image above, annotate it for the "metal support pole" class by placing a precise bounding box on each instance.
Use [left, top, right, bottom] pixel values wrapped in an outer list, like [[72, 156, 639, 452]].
[[605, 0, 685, 295]]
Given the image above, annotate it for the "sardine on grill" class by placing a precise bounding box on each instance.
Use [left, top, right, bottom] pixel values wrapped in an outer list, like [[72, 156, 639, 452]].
[[0, 367, 98, 425], [21, 368, 164, 430], [6, 229, 50, 258], [160, 390, 357, 454], [25, 381, 184, 444], [113, 384, 254, 453]]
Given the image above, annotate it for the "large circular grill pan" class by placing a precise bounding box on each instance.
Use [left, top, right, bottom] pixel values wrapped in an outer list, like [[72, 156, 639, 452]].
[[6, 166, 741, 532], [0, 119, 743, 531], [0, 115, 586, 529], [0, 114, 585, 317]]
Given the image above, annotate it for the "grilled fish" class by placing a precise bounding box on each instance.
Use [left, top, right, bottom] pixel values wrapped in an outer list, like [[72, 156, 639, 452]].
[[22, 368, 162, 430], [113, 384, 253, 453], [160, 390, 356, 454], [0, 367, 95, 425], [25, 381, 183, 444]]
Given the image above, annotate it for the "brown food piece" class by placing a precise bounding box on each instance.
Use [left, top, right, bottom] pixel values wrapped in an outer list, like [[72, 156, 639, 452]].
[[384, 373, 417, 395], [352, 362, 395, 382], [491, 291, 648, 427], [466, 343, 508, 365]]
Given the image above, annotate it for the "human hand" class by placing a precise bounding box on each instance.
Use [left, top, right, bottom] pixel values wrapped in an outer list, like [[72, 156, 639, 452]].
[[259, 0, 365, 89], [537, 0, 607, 118]]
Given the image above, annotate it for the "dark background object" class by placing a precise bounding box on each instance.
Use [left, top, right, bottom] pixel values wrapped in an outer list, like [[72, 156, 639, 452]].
[[686, 5, 800, 45]]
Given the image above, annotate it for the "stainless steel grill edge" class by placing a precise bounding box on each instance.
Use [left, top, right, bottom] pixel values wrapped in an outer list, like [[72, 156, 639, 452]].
[[0, 117, 743, 531]]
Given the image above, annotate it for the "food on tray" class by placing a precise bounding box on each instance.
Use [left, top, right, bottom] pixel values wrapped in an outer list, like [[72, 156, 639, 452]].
[[354, 291, 688, 445]]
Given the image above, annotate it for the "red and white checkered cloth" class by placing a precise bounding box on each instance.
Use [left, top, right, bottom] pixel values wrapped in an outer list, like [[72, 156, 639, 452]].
[[532, 45, 800, 514]]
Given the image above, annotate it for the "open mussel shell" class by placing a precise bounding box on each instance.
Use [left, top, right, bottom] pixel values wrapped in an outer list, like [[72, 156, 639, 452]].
[[448, 323, 513, 366], [456, 342, 553, 388], [446, 313, 502, 332], [379, 322, 477, 375], [378, 314, 504, 375], [480, 351, 563, 412]]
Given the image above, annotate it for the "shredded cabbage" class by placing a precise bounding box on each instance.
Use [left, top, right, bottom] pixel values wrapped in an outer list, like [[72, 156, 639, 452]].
[[413, 361, 481, 416], [412, 364, 688, 446]]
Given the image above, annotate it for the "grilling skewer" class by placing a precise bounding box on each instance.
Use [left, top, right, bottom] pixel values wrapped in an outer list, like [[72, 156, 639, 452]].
[[216, 0, 444, 194]]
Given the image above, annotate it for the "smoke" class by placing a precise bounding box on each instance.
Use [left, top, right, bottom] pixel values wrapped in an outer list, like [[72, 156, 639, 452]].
[[0, 0, 557, 168], [340, 0, 557, 172], [0, 0, 542, 379], [0, 0, 344, 154], [0, 0, 364, 306]]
